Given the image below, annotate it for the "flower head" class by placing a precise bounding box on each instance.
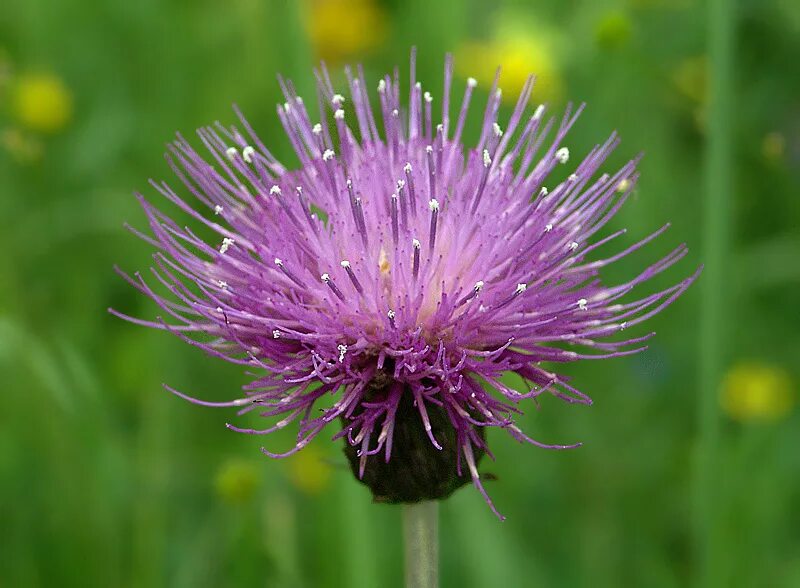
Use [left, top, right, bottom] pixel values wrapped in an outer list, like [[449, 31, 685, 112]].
[[114, 53, 699, 518]]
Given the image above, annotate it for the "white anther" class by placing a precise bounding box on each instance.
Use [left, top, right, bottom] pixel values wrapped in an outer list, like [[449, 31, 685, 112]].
[[617, 178, 631, 193], [216, 306, 223, 313], [436, 123, 444, 133], [428, 199, 439, 211], [474, 280, 485, 292], [467, 77, 477, 88], [295, 96, 304, 104], [415, 82, 421, 89], [396, 179, 406, 190], [387, 309, 396, 320], [378, 79, 386, 93], [568, 173, 579, 182], [331, 93, 345, 105], [219, 237, 234, 254], [322, 149, 335, 161], [555, 147, 570, 164], [533, 104, 545, 121], [218, 280, 228, 289], [492, 122, 503, 137], [283, 102, 291, 112], [273, 330, 281, 339], [334, 109, 345, 120], [620, 322, 628, 330], [515, 283, 527, 294], [312, 123, 322, 135], [269, 185, 282, 195], [321, 273, 330, 282], [496, 88, 502, 99], [340, 260, 350, 268], [214, 205, 223, 215], [545, 223, 553, 232], [424, 91, 432, 103], [539, 186, 549, 197], [392, 109, 399, 117], [274, 258, 283, 266], [404, 162, 413, 173], [569, 241, 579, 250], [577, 298, 588, 310], [412, 238, 421, 249], [225, 147, 238, 160], [338, 344, 347, 363], [483, 149, 491, 167]]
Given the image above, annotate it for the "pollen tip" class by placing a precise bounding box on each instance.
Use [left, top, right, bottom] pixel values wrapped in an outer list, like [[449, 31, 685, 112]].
[[467, 77, 477, 88]]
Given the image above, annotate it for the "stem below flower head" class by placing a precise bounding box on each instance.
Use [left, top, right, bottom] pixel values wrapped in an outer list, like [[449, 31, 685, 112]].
[[696, 0, 734, 584], [403, 501, 439, 588]]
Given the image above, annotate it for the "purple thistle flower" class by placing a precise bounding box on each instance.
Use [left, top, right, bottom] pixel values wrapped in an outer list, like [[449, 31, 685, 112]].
[[113, 53, 700, 519]]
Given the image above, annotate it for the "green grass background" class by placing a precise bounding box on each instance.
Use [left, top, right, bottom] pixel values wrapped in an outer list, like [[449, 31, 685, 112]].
[[1, 0, 799, 586]]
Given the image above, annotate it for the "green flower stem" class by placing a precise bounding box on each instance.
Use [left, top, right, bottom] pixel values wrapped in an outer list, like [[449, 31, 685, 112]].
[[696, 0, 735, 585], [403, 501, 439, 588]]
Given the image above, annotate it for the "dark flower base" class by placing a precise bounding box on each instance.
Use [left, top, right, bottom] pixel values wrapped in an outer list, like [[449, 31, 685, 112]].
[[342, 380, 485, 503]]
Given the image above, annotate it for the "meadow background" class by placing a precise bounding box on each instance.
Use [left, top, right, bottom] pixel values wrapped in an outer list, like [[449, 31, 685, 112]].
[[1, 0, 799, 586]]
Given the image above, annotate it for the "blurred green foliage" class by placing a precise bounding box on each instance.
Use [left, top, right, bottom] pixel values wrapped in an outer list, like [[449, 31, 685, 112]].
[[1, 0, 799, 586]]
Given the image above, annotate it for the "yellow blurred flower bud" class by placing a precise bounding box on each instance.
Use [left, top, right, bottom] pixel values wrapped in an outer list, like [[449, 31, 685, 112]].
[[13, 72, 73, 134], [761, 132, 786, 164], [1, 127, 44, 163], [594, 11, 633, 50], [215, 459, 259, 504], [285, 443, 332, 495], [303, 0, 387, 64], [720, 361, 794, 423], [456, 35, 563, 105], [672, 56, 708, 106]]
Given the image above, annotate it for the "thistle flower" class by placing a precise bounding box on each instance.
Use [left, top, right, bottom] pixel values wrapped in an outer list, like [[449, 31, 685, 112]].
[[113, 53, 699, 518]]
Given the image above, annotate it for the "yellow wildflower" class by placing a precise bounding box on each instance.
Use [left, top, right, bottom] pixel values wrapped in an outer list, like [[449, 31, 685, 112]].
[[303, 0, 387, 64], [761, 132, 786, 164], [456, 32, 564, 105], [594, 11, 633, 50], [12, 72, 73, 134], [720, 361, 794, 423], [214, 458, 259, 504], [285, 443, 332, 495], [1, 128, 43, 163]]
